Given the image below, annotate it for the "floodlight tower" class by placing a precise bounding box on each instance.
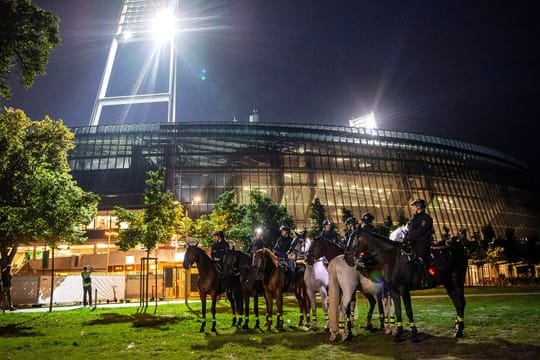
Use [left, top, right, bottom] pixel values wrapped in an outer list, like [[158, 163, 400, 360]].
[[90, 0, 178, 126]]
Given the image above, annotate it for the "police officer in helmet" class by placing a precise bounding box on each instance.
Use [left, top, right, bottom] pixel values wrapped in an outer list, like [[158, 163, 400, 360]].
[[343, 217, 359, 266], [274, 225, 293, 262], [211, 230, 230, 270], [360, 212, 376, 232], [319, 219, 340, 244], [406, 199, 434, 288]]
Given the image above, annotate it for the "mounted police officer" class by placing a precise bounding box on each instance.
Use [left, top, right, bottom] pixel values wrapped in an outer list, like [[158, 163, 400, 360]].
[[360, 212, 376, 233], [273, 225, 293, 270], [319, 219, 340, 244], [247, 228, 267, 254], [406, 199, 434, 288], [343, 217, 360, 266], [211, 230, 230, 271], [288, 228, 310, 262]]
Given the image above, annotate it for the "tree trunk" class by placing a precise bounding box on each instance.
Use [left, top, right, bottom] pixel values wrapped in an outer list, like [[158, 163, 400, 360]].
[[49, 247, 55, 312]]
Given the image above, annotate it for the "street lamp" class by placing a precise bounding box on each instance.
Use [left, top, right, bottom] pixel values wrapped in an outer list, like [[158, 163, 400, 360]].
[[105, 231, 118, 274]]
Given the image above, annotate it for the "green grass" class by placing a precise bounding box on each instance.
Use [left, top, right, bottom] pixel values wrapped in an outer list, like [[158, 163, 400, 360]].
[[1, 290, 539, 359]]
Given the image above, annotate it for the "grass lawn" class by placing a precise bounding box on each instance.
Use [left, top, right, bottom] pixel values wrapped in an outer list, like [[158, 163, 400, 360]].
[[1, 288, 539, 359]]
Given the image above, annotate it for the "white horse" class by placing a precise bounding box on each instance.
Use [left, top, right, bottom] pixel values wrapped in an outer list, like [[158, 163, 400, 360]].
[[304, 257, 329, 330], [328, 255, 382, 341]]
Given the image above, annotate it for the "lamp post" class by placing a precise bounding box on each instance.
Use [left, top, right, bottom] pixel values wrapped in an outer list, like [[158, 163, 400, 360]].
[[105, 231, 118, 274]]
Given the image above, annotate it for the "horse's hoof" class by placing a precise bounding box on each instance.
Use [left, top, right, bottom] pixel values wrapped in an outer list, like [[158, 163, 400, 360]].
[[343, 332, 353, 342], [242, 322, 249, 330], [393, 327, 404, 342], [329, 332, 338, 342], [454, 321, 464, 338], [231, 318, 237, 327], [364, 323, 373, 331]]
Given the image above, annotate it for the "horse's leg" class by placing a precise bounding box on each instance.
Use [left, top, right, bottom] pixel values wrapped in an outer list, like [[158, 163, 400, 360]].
[[226, 289, 237, 327], [254, 292, 261, 329], [277, 290, 285, 331], [401, 290, 418, 342], [364, 292, 377, 331], [390, 290, 403, 342], [307, 288, 317, 330], [327, 261, 341, 341], [199, 292, 207, 333], [302, 283, 310, 328], [320, 285, 329, 330], [210, 294, 218, 333], [242, 290, 250, 330], [340, 274, 356, 341], [264, 291, 273, 331], [294, 287, 304, 327], [444, 276, 466, 338], [376, 288, 385, 330]]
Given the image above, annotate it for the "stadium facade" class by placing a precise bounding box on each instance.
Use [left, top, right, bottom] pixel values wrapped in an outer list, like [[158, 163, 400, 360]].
[[69, 121, 540, 238]]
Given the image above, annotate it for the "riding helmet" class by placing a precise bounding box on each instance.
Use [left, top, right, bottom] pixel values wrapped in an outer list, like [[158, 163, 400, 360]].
[[345, 217, 358, 226], [322, 219, 332, 226], [410, 199, 426, 209], [213, 230, 224, 238], [279, 225, 290, 232], [361, 212, 375, 224]]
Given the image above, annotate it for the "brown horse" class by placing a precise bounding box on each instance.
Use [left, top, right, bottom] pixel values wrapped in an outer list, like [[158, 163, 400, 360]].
[[252, 248, 309, 331], [183, 244, 243, 333]]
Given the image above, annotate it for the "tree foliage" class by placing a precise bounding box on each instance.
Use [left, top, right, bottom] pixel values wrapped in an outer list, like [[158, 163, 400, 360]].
[[0, 0, 61, 99], [0, 108, 98, 267], [309, 198, 327, 237], [115, 167, 180, 256]]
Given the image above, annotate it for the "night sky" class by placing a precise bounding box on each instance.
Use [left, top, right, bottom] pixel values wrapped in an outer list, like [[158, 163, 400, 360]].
[[5, 0, 540, 184]]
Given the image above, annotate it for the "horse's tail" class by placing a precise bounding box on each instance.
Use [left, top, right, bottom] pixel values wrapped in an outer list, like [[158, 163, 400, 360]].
[[327, 259, 341, 335]]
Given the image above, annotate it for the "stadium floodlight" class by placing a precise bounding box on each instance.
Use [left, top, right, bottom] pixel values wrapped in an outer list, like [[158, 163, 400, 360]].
[[151, 9, 177, 42], [90, 0, 179, 126], [349, 112, 378, 129]]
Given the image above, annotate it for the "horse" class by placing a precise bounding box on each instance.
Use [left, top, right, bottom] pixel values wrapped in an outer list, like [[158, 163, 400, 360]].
[[327, 254, 383, 341], [221, 249, 265, 330], [288, 233, 313, 327], [252, 248, 287, 331], [303, 253, 329, 330], [357, 228, 468, 342], [183, 244, 243, 333], [307, 237, 386, 333]]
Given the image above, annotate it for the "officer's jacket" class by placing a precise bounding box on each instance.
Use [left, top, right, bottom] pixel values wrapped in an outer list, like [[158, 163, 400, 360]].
[[319, 230, 340, 243], [273, 235, 292, 258], [407, 212, 434, 244], [211, 239, 230, 261]]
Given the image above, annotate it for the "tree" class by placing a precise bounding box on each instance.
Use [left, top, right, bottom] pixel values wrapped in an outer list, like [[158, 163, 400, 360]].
[[30, 169, 99, 312], [309, 198, 327, 238], [0, 0, 61, 99], [0, 108, 99, 311], [115, 167, 181, 310], [228, 190, 293, 249]]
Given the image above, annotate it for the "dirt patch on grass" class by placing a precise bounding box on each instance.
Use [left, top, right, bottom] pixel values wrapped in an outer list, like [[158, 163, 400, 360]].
[[84, 312, 182, 329], [0, 324, 40, 337]]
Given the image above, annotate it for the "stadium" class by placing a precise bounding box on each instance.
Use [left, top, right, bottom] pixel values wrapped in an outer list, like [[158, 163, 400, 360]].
[[70, 120, 539, 238]]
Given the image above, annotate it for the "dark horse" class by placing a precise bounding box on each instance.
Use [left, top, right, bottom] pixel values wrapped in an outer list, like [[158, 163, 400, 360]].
[[252, 248, 309, 331], [183, 244, 243, 333], [221, 249, 265, 330], [306, 237, 385, 332], [358, 229, 468, 342]]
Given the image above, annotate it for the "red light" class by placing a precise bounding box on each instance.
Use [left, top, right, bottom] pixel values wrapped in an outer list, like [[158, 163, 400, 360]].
[[428, 267, 437, 276]]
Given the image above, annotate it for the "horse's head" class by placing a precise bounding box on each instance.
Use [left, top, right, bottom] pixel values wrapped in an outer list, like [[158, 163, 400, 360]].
[[183, 244, 200, 270], [252, 248, 275, 280], [306, 237, 325, 265]]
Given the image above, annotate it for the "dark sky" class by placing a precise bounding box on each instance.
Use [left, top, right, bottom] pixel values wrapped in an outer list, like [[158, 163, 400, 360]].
[[5, 0, 540, 183]]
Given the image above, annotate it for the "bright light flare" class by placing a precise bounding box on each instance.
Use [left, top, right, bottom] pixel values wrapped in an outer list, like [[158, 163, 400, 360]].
[[349, 112, 378, 129], [152, 10, 177, 42], [255, 227, 263, 235]]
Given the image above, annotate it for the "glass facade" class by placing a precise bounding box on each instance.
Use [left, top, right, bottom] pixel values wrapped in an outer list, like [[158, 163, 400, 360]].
[[69, 122, 540, 238]]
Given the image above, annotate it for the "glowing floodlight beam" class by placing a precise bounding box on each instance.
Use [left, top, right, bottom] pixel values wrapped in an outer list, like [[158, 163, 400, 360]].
[[255, 227, 263, 235], [349, 112, 378, 129], [151, 10, 177, 42]]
